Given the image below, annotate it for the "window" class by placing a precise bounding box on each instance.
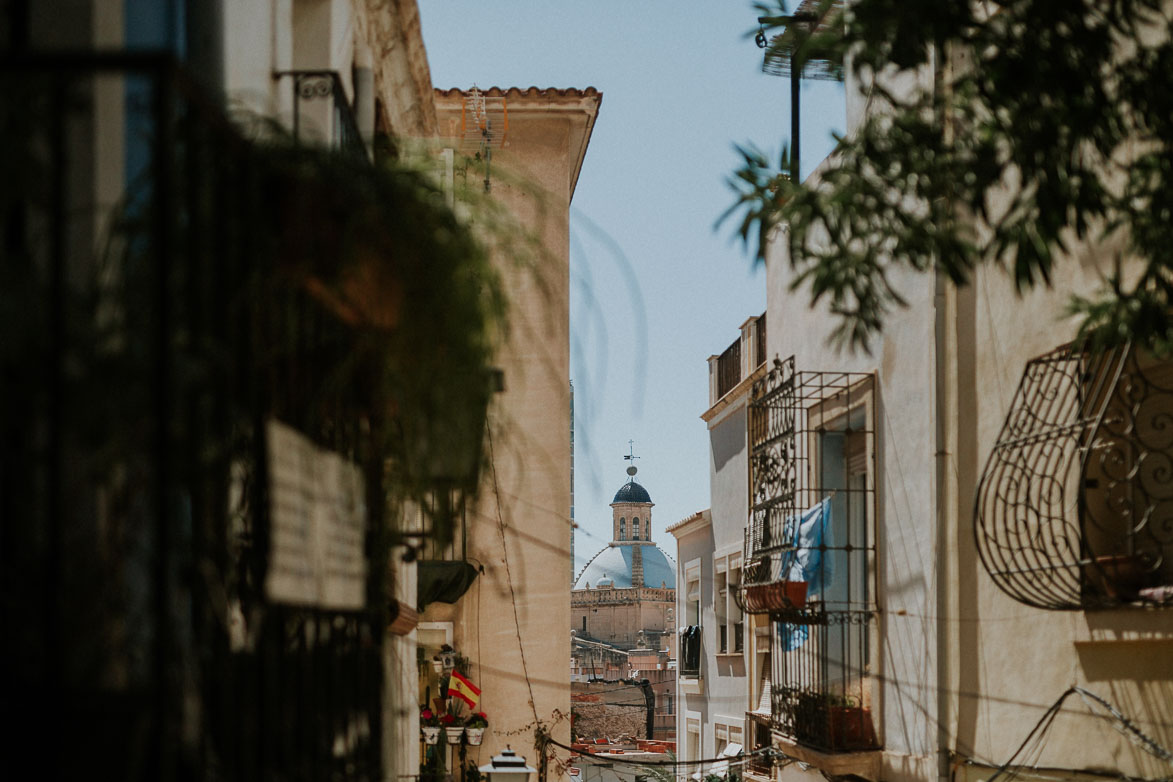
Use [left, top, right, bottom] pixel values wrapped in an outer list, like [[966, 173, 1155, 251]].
[[682, 560, 702, 676], [732, 563, 744, 653], [715, 570, 728, 653], [714, 552, 744, 655], [746, 359, 879, 752], [633, 517, 641, 540], [686, 717, 701, 763], [619, 517, 626, 540]]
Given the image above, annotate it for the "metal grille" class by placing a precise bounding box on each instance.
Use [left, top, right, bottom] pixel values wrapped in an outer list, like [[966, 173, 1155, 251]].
[[0, 54, 385, 780], [975, 342, 1173, 610], [717, 338, 742, 399], [743, 356, 879, 751]]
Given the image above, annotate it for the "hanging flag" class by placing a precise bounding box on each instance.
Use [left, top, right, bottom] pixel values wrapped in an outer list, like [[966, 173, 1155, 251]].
[[448, 670, 481, 709]]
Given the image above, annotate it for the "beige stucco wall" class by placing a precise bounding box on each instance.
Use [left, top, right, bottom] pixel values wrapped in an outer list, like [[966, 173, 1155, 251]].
[[418, 88, 600, 771], [765, 62, 1173, 780], [956, 257, 1173, 779]]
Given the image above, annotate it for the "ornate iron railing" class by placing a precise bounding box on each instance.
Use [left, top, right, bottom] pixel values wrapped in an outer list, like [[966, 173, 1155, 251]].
[[975, 342, 1173, 610], [742, 356, 879, 751], [0, 53, 385, 780], [770, 610, 878, 752], [275, 69, 367, 159]]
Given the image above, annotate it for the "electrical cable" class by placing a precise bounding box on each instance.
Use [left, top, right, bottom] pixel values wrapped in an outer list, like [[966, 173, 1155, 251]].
[[544, 735, 778, 769], [487, 426, 541, 728]]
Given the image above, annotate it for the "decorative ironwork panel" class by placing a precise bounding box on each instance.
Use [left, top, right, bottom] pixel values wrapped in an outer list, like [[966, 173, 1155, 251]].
[[976, 343, 1173, 609], [744, 357, 880, 752], [770, 610, 879, 752], [744, 358, 877, 614]]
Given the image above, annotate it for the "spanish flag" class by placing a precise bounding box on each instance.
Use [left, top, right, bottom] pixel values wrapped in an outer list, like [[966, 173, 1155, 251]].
[[448, 671, 481, 710]]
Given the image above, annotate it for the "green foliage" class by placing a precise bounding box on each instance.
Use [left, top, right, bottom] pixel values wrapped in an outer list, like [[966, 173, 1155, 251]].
[[727, 0, 1173, 351]]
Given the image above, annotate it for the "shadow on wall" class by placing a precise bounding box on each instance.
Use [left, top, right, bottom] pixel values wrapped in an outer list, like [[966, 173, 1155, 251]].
[[711, 407, 746, 472]]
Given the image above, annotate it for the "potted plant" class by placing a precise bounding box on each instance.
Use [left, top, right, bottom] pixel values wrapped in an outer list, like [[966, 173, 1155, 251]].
[[420, 707, 441, 744], [826, 695, 878, 750], [442, 711, 465, 744], [464, 712, 488, 745], [1083, 552, 1153, 601], [791, 692, 878, 751]]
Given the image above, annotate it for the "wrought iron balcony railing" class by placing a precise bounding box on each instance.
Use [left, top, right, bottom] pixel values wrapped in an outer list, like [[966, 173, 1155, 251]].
[[740, 356, 881, 752], [275, 69, 368, 159], [975, 342, 1173, 610]]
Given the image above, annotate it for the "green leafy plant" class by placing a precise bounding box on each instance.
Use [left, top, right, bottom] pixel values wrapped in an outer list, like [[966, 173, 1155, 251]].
[[727, 0, 1173, 353]]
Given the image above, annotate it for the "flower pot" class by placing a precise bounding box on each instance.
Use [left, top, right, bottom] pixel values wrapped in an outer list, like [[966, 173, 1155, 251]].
[[432, 660, 444, 674], [466, 727, 485, 745], [422, 726, 441, 745], [828, 705, 878, 751], [1084, 553, 1151, 601], [744, 581, 808, 613], [445, 726, 465, 745]]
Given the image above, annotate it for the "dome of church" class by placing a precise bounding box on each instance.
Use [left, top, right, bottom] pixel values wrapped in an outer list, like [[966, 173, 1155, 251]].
[[573, 543, 676, 590], [612, 480, 652, 504]]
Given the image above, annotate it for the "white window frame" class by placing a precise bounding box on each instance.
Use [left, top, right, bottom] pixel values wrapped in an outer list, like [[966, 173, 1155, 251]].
[[713, 548, 744, 657]]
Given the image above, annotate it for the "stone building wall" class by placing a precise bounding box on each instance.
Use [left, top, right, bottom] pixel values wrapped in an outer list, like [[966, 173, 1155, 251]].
[[572, 682, 650, 741], [572, 586, 674, 649]]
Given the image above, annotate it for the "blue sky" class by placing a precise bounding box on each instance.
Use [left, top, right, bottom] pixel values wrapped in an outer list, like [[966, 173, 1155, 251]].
[[419, 2, 845, 572]]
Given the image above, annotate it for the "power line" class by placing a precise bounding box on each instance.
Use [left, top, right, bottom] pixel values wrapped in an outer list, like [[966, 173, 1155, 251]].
[[544, 735, 776, 769], [487, 426, 541, 728]]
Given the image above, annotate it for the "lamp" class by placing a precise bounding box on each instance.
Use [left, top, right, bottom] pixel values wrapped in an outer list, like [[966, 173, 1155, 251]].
[[478, 747, 536, 782]]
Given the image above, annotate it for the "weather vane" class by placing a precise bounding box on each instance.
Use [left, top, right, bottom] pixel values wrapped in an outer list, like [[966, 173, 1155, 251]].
[[624, 440, 639, 478]]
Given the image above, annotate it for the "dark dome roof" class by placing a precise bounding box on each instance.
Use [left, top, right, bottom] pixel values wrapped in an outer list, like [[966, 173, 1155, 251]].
[[612, 480, 652, 504]]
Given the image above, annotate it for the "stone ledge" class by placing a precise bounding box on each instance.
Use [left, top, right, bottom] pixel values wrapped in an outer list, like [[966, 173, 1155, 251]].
[[771, 732, 882, 782]]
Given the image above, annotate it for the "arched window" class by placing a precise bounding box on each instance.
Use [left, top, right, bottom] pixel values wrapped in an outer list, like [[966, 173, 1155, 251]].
[[646, 524, 652, 541], [633, 518, 641, 540], [619, 518, 626, 540]]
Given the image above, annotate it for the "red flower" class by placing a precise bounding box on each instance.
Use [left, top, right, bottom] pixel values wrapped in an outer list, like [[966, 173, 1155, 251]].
[[441, 713, 457, 725]]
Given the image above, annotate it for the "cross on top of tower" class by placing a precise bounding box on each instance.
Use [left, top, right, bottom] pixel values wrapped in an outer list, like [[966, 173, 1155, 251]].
[[624, 440, 639, 479]]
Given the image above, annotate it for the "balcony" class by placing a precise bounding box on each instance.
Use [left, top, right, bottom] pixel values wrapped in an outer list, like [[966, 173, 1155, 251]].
[[709, 313, 767, 405], [274, 69, 368, 159], [975, 342, 1173, 610], [740, 357, 880, 753]]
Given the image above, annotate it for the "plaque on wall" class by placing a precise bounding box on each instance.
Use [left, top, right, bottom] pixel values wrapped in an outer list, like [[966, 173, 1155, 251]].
[[265, 419, 367, 610]]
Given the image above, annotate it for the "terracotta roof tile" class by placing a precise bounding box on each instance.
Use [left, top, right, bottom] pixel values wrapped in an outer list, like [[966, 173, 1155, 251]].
[[434, 86, 600, 99]]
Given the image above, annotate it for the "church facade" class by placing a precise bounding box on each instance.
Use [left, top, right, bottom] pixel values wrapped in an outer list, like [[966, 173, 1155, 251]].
[[572, 469, 676, 652]]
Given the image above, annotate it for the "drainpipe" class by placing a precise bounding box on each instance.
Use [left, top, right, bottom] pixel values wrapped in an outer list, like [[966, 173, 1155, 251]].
[[932, 39, 956, 782]]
